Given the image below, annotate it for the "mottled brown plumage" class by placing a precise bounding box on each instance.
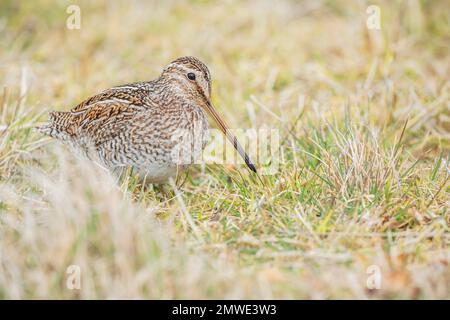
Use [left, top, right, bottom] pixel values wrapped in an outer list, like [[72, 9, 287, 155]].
[[37, 56, 256, 183]]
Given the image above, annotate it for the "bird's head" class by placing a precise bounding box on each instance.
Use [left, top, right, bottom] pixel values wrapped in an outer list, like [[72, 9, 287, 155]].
[[162, 56, 212, 101], [161, 56, 257, 173]]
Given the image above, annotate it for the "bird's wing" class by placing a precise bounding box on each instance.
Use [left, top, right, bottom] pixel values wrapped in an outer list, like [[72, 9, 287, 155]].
[[43, 85, 155, 143], [70, 84, 150, 113]]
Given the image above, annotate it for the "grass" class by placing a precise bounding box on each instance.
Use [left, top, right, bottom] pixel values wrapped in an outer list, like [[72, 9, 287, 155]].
[[0, 0, 449, 299]]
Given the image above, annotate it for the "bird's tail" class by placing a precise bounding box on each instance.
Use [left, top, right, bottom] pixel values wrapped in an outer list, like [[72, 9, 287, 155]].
[[35, 111, 73, 141]]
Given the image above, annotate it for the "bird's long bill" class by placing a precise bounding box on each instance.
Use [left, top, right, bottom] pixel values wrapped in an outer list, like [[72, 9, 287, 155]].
[[205, 100, 257, 173]]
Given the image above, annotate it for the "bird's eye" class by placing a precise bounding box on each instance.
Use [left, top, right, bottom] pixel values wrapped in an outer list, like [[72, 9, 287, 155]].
[[187, 72, 196, 81]]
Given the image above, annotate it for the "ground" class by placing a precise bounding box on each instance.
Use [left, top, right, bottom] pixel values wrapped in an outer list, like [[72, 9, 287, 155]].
[[0, 0, 449, 299]]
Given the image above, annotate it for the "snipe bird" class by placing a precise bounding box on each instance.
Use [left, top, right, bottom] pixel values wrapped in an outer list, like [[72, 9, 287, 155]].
[[37, 56, 256, 183]]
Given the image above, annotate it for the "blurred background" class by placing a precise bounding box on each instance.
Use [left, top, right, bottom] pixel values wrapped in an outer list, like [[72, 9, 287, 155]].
[[1, 0, 448, 139]]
